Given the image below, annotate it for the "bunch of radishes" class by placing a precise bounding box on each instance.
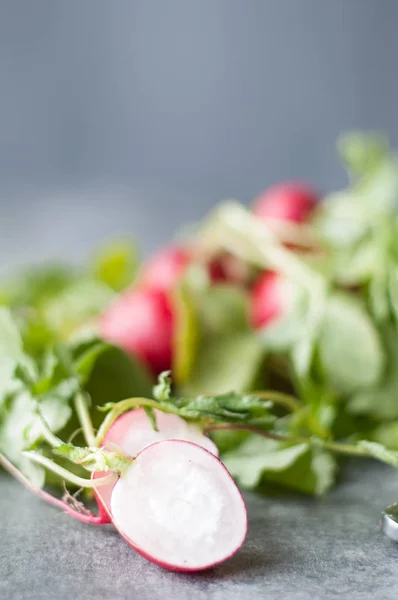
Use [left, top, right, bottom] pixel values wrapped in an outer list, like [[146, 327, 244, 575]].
[[100, 181, 319, 374], [89, 182, 317, 570], [2, 181, 320, 572]]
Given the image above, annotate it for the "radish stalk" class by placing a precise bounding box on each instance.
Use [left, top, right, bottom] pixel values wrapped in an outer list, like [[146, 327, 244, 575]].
[[21, 451, 117, 489], [0, 453, 109, 525], [74, 393, 96, 447]]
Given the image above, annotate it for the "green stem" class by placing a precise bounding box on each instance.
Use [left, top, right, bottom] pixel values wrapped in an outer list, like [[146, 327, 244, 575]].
[[95, 398, 162, 446], [37, 413, 64, 448], [252, 390, 301, 413], [74, 393, 96, 447], [207, 425, 372, 458], [22, 451, 117, 488], [320, 439, 371, 457]]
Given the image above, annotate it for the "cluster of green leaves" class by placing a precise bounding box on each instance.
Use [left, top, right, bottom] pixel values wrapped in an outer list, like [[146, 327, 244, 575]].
[[0, 240, 154, 487], [170, 131, 398, 495]]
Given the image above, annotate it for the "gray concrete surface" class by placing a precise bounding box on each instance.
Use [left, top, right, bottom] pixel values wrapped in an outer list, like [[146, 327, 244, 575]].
[[1, 460, 398, 600]]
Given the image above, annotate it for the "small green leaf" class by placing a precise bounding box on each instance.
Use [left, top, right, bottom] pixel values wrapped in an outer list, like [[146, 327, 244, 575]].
[[182, 330, 265, 396], [72, 338, 110, 385], [318, 294, 384, 394], [174, 283, 262, 394], [223, 435, 337, 495], [84, 345, 154, 429], [92, 239, 138, 292], [54, 444, 132, 474], [357, 440, 398, 468], [338, 130, 388, 179], [172, 283, 199, 385], [43, 279, 114, 336], [166, 391, 275, 426], [366, 422, 398, 451], [153, 371, 172, 402], [349, 327, 398, 420]]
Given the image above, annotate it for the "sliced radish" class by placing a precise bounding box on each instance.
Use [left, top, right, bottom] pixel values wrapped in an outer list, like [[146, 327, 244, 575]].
[[106, 440, 247, 571], [103, 408, 218, 458]]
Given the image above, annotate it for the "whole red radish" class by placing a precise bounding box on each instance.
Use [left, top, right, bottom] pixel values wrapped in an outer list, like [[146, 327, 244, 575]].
[[94, 408, 219, 519], [139, 245, 191, 291], [251, 271, 283, 328], [253, 181, 318, 224], [103, 408, 218, 457], [100, 287, 173, 374], [94, 440, 247, 572]]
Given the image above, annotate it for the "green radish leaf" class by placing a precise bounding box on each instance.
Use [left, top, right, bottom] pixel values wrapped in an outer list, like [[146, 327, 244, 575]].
[[153, 370, 172, 402], [91, 238, 139, 292], [209, 429, 250, 454], [331, 241, 378, 286], [388, 265, 398, 327], [182, 330, 265, 396], [71, 338, 111, 385], [84, 345, 154, 429], [163, 391, 275, 426], [259, 282, 309, 352], [0, 389, 72, 486], [356, 440, 398, 468], [358, 157, 398, 215], [318, 294, 384, 394], [0, 265, 76, 309], [367, 422, 398, 451], [223, 435, 337, 496], [348, 327, 398, 420], [316, 192, 370, 248], [338, 130, 388, 179], [42, 279, 114, 336], [175, 283, 265, 395], [172, 282, 199, 385]]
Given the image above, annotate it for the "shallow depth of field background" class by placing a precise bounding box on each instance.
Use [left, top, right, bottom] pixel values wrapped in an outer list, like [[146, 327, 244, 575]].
[[1, 0, 398, 268]]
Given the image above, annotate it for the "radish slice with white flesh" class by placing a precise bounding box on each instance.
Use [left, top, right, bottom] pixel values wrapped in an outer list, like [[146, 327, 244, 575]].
[[96, 439, 247, 571], [93, 408, 218, 517]]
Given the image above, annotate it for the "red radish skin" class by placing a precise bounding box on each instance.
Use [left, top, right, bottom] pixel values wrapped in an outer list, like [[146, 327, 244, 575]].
[[95, 440, 247, 572], [251, 271, 283, 328], [94, 408, 218, 518], [103, 408, 218, 458], [253, 181, 318, 224], [139, 246, 191, 292], [100, 287, 173, 374]]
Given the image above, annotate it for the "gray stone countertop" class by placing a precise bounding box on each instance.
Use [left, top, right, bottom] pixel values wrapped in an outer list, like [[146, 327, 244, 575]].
[[1, 460, 398, 600]]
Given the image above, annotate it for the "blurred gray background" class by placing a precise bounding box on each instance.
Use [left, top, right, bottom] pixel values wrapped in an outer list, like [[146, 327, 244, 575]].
[[1, 0, 398, 268]]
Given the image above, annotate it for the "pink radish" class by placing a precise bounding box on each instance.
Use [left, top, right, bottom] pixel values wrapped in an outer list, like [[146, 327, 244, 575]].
[[94, 408, 218, 519], [251, 271, 283, 328], [95, 440, 247, 571], [139, 246, 191, 292], [99, 287, 173, 374], [253, 181, 318, 224], [103, 408, 218, 458]]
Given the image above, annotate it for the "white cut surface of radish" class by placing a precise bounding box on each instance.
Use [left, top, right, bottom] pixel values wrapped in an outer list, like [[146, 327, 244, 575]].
[[104, 408, 218, 457], [110, 440, 247, 571]]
